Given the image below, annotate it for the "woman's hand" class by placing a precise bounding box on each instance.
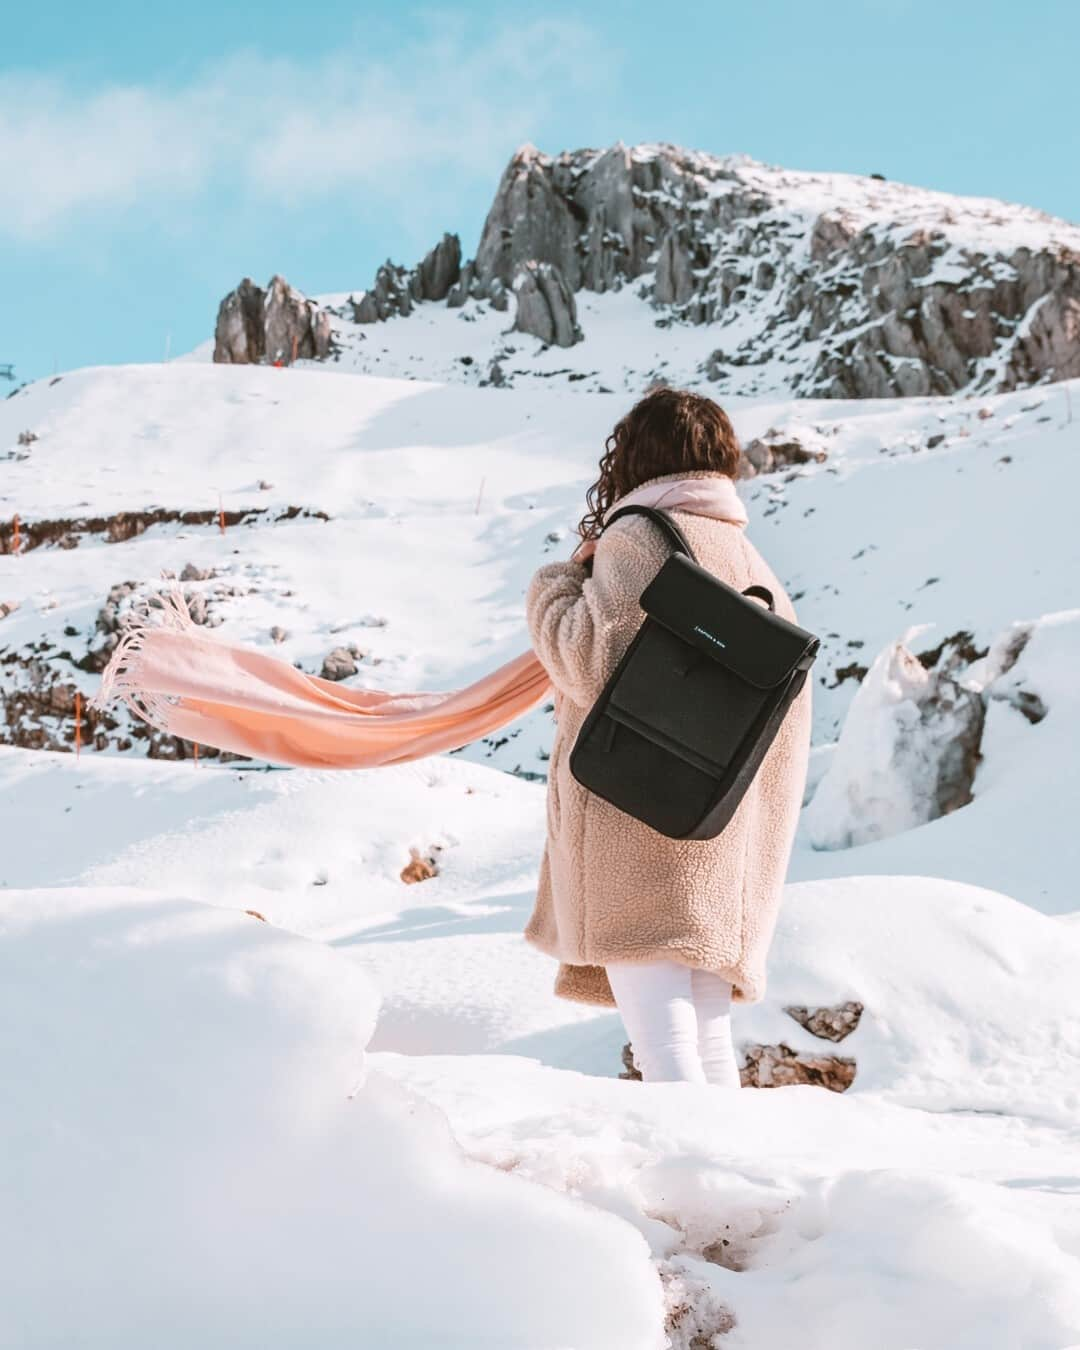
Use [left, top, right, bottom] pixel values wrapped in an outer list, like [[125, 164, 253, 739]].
[[571, 536, 598, 564]]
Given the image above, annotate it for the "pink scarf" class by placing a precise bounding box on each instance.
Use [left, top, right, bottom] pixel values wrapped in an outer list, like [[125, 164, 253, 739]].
[[92, 475, 747, 768]]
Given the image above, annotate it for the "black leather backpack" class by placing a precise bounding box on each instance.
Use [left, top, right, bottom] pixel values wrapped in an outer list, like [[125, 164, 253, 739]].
[[568, 505, 819, 840]]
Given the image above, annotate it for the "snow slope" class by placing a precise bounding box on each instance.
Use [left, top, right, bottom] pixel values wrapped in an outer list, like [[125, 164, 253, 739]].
[[3, 362, 1078, 900], [3, 760, 1080, 1348], [0, 886, 661, 1349], [3, 354, 1080, 1346]]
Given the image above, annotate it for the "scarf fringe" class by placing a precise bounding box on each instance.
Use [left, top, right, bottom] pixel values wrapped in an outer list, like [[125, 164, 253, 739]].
[[90, 579, 197, 733]]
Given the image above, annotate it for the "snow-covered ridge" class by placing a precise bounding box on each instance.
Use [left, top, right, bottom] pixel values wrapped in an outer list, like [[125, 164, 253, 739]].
[[4, 760, 1080, 1347], [669, 143, 1080, 252]]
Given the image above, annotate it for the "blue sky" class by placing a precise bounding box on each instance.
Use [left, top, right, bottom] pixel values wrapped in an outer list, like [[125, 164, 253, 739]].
[[3, 1, 1077, 385]]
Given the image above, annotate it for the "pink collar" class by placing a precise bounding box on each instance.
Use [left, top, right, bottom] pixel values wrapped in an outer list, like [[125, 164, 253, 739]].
[[603, 474, 748, 528]]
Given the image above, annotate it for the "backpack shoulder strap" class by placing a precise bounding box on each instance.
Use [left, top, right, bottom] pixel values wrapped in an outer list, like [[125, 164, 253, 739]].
[[602, 504, 698, 563], [606, 505, 777, 612]]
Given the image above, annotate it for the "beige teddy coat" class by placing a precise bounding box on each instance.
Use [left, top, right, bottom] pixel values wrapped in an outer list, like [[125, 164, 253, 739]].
[[523, 474, 812, 1008]]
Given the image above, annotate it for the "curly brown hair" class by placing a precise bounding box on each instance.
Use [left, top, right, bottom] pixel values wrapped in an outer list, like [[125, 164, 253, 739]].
[[577, 386, 742, 541]]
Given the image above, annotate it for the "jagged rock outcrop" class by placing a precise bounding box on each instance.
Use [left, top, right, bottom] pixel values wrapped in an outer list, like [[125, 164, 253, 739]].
[[0, 580, 251, 758], [81, 578, 236, 675], [785, 1001, 864, 1042], [512, 261, 581, 347], [468, 142, 1080, 396], [805, 624, 1044, 851], [352, 234, 463, 322], [446, 258, 488, 309], [805, 633, 987, 850], [416, 232, 462, 302], [741, 1043, 856, 1092], [213, 143, 1080, 395], [351, 261, 415, 323], [214, 275, 332, 364]]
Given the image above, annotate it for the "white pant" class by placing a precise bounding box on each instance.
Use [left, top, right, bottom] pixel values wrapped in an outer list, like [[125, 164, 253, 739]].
[[606, 958, 742, 1087]]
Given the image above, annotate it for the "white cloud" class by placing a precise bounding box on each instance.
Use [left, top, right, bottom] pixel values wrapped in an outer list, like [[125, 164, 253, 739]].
[[0, 16, 615, 240]]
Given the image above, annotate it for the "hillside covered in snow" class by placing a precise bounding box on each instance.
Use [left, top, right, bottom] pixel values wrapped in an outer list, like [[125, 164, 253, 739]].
[[2, 140, 1079, 1348]]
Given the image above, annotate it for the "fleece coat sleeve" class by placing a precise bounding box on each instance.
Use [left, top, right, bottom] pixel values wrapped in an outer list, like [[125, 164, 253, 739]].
[[524, 529, 648, 709]]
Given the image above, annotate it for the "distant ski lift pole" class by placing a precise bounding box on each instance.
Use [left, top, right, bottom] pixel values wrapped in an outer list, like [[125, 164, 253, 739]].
[[0, 363, 14, 382]]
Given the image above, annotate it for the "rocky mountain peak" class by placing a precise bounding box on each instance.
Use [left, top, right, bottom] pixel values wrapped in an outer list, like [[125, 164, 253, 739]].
[[213, 141, 1080, 397]]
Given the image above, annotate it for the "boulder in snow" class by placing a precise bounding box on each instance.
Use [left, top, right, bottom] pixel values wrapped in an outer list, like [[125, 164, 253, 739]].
[[213, 275, 332, 365], [320, 645, 360, 681], [513, 260, 582, 347]]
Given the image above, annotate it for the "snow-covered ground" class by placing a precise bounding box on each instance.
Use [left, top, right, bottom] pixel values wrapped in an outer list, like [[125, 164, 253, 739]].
[[2, 353, 1079, 1346]]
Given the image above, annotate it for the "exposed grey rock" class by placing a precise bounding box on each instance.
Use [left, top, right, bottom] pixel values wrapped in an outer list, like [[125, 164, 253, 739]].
[[785, 1001, 864, 1042], [263, 275, 333, 364], [806, 623, 1053, 852], [741, 1043, 856, 1092], [654, 228, 699, 306], [82, 581, 138, 672], [1003, 289, 1080, 389], [354, 235, 464, 321], [488, 278, 509, 312], [475, 143, 584, 291], [416, 232, 462, 301], [807, 634, 988, 849], [269, 625, 287, 644], [512, 260, 582, 347], [213, 275, 332, 365], [213, 278, 264, 365], [809, 211, 857, 261], [180, 562, 215, 582], [351, 260, 414, 323], [976, 623, 1049, 725], [621, 1038, 858, 1090], [184, 590, 209, 626], [446, 259, 477, 309], [321, 646, 360, 681], [739, 432, 828, 479]]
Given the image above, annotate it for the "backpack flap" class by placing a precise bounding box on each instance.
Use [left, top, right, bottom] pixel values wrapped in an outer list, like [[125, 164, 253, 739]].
[[638, 553, 818, 687]]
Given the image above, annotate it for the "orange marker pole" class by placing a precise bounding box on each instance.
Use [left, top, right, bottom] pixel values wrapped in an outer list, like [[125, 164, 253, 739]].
[[193, 741, 199, 767], [74, 692, 82, 758], [12, 513, 20, 553], [291, 333, 298, 364], [218, 493, 226, 536]]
